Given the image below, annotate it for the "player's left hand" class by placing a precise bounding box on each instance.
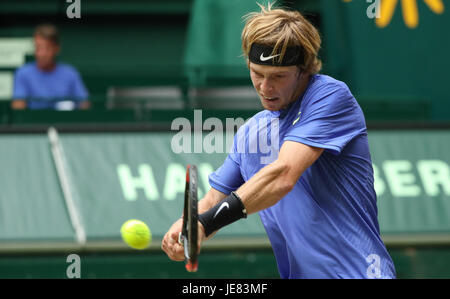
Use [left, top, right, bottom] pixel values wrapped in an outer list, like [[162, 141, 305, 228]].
[[162, 218, 185, 261], [162, 218, 206, 261]]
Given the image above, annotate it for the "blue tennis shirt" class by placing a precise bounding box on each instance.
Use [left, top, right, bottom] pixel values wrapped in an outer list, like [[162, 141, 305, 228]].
[[209, 74, 396, 279], [13, 62, 88, 109]]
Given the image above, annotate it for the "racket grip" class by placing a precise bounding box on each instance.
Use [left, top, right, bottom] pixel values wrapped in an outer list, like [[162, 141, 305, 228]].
[[186, 261, 198, 272]]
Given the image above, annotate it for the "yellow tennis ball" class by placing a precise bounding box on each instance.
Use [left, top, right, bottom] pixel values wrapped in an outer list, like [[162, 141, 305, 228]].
[[120, 219, 151, 250]]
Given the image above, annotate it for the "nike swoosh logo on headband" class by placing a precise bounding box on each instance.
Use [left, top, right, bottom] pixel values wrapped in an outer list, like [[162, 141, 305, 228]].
[[260, 53, 281, 61], [213, 202, 230, 219]]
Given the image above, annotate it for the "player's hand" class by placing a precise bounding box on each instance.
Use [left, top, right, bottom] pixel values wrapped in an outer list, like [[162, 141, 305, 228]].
[[162, 218, 206, 261], [161, 218, 185, 261]]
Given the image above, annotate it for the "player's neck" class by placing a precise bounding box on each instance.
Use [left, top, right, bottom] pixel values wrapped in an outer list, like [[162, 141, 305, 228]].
[[290, 73, 311, 105]]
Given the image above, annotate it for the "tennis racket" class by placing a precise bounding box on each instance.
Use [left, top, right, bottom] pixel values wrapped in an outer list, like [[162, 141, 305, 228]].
[[178, 164, 199, 272]]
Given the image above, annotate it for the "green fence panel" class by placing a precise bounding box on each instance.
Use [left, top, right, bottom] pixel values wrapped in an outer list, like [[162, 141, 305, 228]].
[[0, 135, 74, 241], [0, 129, 449, 245], [369, 130, 450, 234]]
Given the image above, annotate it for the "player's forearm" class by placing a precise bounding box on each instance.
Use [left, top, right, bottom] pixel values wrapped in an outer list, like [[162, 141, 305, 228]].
[[179, 188, 224, 220], [236, 160, 294, 214], [198, 188, 227, 214], [236, 142, 323, 214], [197, 160, 294, 239], [197, 188, 227, 240]]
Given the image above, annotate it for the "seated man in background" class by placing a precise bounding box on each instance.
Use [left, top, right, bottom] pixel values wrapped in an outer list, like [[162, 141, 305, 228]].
[[12, 23, 90, 110]]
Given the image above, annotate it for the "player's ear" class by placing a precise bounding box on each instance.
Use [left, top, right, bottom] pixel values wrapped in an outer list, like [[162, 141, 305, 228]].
[[298, 68, 310, 80]]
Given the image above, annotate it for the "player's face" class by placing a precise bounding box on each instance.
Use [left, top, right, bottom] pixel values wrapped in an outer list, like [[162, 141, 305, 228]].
[[34, 35, 59, 71], [249, 62, 303, 111]]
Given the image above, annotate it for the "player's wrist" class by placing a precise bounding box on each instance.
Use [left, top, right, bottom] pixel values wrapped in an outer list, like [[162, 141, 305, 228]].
[[198, 221, 206, 239], [198, 191, 247, 237]]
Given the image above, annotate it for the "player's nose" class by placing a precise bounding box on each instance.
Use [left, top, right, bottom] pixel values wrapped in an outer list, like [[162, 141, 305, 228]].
[[260, 78, 274, 94]]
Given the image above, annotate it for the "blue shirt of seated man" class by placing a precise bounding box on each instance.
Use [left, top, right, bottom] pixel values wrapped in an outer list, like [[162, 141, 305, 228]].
[[13, 61, 89, 110]]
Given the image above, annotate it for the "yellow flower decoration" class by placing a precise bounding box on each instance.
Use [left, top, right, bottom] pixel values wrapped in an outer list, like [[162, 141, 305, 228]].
[[343, 0, 445, 28]]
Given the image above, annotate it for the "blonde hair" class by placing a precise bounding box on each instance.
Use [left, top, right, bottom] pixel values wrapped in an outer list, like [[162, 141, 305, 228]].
[[241, 2, 322, 74]]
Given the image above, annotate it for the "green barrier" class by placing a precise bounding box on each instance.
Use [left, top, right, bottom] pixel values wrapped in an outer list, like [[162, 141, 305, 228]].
[[0, 130, 449, 245], [0, 135, 73, 241], [369, 131, 450, 234]]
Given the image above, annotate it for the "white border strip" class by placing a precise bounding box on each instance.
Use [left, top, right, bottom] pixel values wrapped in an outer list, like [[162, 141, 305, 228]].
[[48, 127, 86, 246]]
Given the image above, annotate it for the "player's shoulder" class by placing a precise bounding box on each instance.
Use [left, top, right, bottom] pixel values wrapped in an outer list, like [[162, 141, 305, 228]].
[[307, 74, 351, 96], [302, 74, 355, 109]]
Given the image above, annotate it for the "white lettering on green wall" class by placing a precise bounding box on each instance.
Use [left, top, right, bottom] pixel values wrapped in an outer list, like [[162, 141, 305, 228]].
[[163, 163, 186, 200], [374, 160, 450, 198], [117, 163, 214, 201], [383, 160, 421, 197], [417, 160, 450, 196], [117, 164, 159, 201], [117, 160, 450, 200], [372, 164, 386, 196]]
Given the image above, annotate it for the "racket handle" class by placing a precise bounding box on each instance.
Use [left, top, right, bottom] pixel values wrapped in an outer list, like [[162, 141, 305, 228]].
[[186, 261, 198, 273]]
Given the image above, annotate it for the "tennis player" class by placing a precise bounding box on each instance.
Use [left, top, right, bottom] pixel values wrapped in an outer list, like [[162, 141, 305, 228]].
[[162, 4, 396, 279]]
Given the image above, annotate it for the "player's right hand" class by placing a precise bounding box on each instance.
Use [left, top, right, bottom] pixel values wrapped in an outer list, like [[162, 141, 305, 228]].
[[161, 218, 185, 261]]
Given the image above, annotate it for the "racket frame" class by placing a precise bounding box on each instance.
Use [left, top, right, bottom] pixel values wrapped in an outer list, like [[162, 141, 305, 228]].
[[181, 164, 199, 272]]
